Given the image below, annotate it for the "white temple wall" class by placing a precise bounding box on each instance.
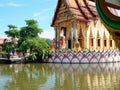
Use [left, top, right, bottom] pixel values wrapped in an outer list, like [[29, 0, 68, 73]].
[[54, 19, 116, 50]]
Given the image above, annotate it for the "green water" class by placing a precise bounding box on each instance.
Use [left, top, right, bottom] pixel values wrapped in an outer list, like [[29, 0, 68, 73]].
[[0, 63, 120, 90]]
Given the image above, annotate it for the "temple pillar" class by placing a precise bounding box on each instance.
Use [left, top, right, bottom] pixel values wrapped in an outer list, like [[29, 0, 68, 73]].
[[94, 37, 97, 50], [101, 38, 104, 50], [86, 24, 90, 50], [65, 23, 69, 49], [87, 34, 90, 50], [116, 37, 120, 50], [107, 38, 110, 50], [70, 23, 74, 49], [73, 21, 77, 40], [54, 27, 57, 49], [82, 24, 87, 49], [57, 26, 61, 48], [112, 39, 115, 50]]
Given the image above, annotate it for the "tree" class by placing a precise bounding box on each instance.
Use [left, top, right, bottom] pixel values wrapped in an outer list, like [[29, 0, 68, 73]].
[[4, 25, 20, 55], [18, 19, 49, 62], [45, 39, 52, 46], [5, 25, 19, 38], [19, 19, 43, 39]]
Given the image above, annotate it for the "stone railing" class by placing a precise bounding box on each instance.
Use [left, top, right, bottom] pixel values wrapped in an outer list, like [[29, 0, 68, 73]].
[[48, 50, 120, 63]]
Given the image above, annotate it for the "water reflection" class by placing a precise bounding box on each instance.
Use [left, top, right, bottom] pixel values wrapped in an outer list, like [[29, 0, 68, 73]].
[[0, 63, 120, 90]]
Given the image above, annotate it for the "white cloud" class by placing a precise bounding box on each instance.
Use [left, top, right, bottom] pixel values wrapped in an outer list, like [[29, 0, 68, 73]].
[[34, 8, 51, 16], [41, 8, 52, 14], [33, 12, 43, 20], [33, 12, 41, 17], [34, 13, 48, 21], [33, 8, 52, 21], [39, 30, 55, 40], [7, 2, 24, 7], [33, 12, 40, 20]]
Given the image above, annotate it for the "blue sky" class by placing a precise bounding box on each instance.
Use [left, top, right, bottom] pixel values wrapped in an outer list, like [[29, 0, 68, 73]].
[[0, 0, 57, 39], [0, 0, 120, 39]]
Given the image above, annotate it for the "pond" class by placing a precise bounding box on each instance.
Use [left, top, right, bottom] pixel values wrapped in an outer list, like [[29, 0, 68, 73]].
[[0, 63, 120, 90]]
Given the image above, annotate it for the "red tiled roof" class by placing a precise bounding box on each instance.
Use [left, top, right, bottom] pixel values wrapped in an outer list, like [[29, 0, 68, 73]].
[[0, 38, 6, 44], [51, 0, 98, 26], [0, 38, 12, 44]]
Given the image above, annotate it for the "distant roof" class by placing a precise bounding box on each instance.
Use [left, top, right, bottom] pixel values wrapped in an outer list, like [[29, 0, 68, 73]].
[[51, 0, 98, 26], [0, 38, 12, 44], [0, 38, 6, 44]]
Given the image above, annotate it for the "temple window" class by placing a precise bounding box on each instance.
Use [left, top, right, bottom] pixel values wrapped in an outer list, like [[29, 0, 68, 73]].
[[104, 40, 107, 47], [90, 38, 93, 46], [97, 39, 100, 47], [68, 40, 71, 49], [78, 38, 82, 47], [110, 40, 112, 47]]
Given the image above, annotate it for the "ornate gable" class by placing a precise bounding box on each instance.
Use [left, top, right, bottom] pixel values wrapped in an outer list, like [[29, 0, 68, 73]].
[[51, 0, 98, 27], [51, 0, 73, 26], [56, 1, 73, 22]]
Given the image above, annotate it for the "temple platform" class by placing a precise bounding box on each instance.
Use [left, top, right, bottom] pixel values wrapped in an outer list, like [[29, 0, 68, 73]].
[[48, 50, 120, 64]]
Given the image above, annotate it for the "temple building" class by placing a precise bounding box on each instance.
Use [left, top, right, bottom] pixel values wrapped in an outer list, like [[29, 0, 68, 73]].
[[51, 0, 118, 50]]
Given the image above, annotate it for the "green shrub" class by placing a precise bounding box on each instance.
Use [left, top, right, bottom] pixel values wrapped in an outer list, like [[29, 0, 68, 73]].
[[25, 52, 37, 62]]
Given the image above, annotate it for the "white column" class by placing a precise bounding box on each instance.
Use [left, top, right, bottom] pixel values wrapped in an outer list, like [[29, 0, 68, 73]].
[[73, 22, 77, 40], [87, 24, 91, 50], [107, 38, 110, 50], [70, 23, 73, 49], [94, 30, 97, 50], [54, 27, 57, 48], [57, 26, 60, 48]]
